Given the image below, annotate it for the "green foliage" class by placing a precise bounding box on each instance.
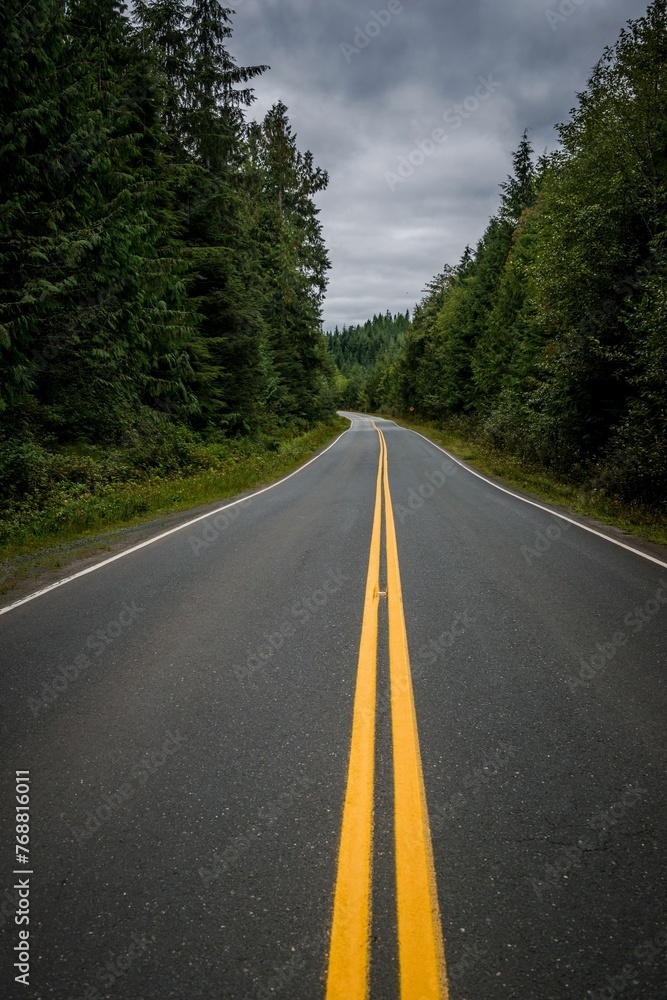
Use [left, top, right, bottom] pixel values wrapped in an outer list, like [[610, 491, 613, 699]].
[[386, 1, 667, 512], [0, 0, 336, 519], [0, 418, 347, 559], [327, 310, 410, 409]]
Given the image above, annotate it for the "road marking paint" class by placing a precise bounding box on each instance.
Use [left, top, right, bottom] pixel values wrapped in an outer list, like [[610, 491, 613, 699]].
[[396, 421, 667, 573], [0, 426, 353, 617], [327, 423, 448, 997], [325, 429, 383, 1000], [380, 426, 449, 1000]]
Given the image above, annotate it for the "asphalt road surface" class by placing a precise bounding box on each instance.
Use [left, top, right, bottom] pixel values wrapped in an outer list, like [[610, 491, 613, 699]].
[[1, 413, 666, 1000]]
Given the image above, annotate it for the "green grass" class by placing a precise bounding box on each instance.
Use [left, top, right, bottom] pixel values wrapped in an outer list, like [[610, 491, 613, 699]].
[[0, 417, 349, 593], [387, 414, 667, 549]]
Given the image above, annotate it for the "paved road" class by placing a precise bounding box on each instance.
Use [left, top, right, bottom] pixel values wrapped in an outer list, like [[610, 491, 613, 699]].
[[0, 414, 665, 999]]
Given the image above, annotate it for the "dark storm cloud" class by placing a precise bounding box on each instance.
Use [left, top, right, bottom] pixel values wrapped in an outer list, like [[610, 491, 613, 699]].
[[230, 0, 651, 329]]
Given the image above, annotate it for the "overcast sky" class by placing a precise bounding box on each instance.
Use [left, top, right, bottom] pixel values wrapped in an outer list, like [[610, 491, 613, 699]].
[[230, 0, 650, 330]]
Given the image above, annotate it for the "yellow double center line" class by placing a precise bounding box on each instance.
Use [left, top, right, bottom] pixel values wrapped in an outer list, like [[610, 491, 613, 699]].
[[326, 424, 449, 1000]]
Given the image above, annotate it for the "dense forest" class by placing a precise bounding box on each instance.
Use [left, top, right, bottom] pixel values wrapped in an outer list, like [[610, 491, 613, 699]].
[[355, 1, 667, 512], [0, 0, 337, 517], [2, 0, 666, 542], [327, 311, 409, 411]]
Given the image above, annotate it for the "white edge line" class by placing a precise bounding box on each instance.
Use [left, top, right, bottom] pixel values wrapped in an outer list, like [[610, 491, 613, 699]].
[[385, 420, 667, 573], [0, 426, 352, 617]]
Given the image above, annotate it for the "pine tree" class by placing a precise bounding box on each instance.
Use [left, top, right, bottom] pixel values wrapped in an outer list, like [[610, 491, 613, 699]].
[[248, 102, 331, 422], [38, 0, 195, 439], [0, 0, 68, 425], [500, 130, 537, 226]]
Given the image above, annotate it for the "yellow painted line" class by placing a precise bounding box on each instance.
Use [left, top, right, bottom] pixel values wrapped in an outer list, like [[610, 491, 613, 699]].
[[325, 430, 384, 1000], [327, 422, 449, 999], [380, 426, 449, 1000]]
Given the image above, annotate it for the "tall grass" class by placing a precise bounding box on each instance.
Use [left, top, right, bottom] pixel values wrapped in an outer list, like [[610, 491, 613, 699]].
[[0, 418, 349, 564]]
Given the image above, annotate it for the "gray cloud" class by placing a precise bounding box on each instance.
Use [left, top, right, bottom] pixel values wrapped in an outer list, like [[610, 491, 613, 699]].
[[230, 0, 650, 329]]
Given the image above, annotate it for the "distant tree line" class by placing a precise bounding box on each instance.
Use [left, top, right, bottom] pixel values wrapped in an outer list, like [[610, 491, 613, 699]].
[[0, 0, 337, 502], [354, 1, 667, 510], [327, 311, 409, 411]]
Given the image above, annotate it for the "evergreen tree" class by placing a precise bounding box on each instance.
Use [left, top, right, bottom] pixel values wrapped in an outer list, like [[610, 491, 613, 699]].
[[0, 0, 68, 425], [500, 130, 537, 225], [390, 1, 667, 508], [327, 311, 409, 410], [248, 102, 331, 422]]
